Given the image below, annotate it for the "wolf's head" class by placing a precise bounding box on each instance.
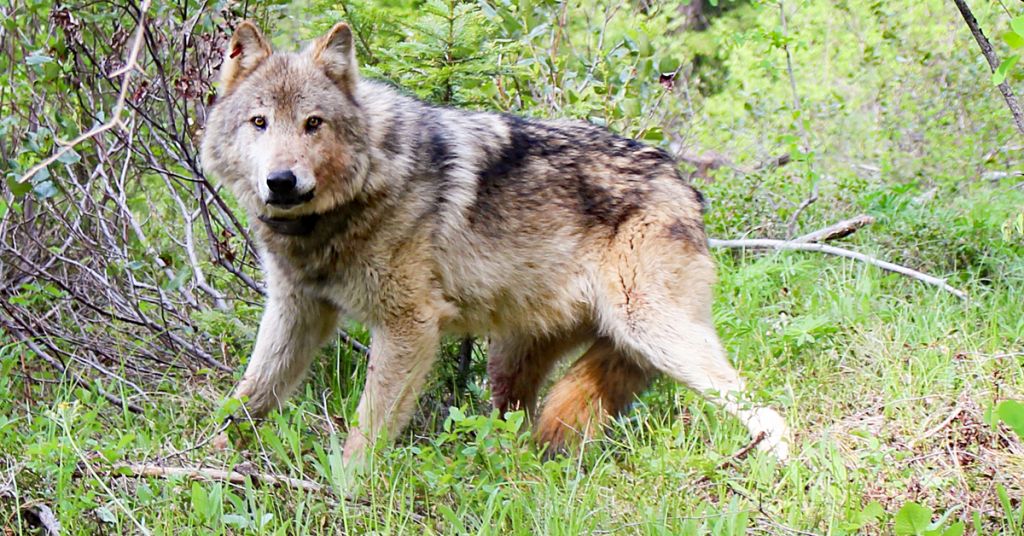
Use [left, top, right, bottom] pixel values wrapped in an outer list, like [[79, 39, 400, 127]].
[[201, 22, 370, 224]]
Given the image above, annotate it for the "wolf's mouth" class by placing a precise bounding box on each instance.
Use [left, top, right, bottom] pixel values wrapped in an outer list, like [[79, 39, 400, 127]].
[[266, 189, 315, 208], [257, 213, 320, 236]]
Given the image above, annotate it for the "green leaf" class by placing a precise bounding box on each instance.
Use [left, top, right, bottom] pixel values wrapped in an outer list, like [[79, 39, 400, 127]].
[[992, 55, 1019, 85], [942, 522, 965, 536], [56, 148, 81, 164], [33, 180, 58, 199], [95, 506, 117, 524], [1011, 15, 1024, 39], [163, 267, 191, 291], [861, 501, 885, 522], [658, 56, 680, 74], [25, 54, 52, 66], [222, 514, 249, 528], [7, 175, 32, 197], [894, 502, 933, 536], [996, 400, 1024, 439], [1003, 31, 1024, 49]]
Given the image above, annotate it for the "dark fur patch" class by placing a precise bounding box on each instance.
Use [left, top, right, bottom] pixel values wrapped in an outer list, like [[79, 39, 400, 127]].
[[667, 218, 708, 252], [469, 116, 539, 226], [576, 180, 643, 232], [381, 113, 404, 156]]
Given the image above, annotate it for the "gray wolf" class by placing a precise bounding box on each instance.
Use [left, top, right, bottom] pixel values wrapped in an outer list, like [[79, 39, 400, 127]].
[[200, 21, 790, 464]]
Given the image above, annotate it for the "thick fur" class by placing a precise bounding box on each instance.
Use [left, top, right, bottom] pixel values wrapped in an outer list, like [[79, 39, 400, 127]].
[[201, 22, 790, 464]]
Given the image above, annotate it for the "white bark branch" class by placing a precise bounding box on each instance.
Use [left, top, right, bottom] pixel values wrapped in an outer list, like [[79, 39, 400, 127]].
[[708, 237, 968, 299]]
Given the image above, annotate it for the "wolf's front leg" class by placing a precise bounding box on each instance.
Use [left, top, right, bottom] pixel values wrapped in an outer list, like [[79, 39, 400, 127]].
[[343, 320, 440, 465], [231, 290, 340, 418]]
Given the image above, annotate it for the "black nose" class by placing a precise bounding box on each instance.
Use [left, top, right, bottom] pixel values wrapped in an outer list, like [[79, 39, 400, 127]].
[[267, 170, 297, 194]]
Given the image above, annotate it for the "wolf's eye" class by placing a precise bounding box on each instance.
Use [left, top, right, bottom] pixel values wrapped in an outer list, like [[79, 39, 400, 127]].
[[250, 115, 267, 130], [305, 116, 323, 133]]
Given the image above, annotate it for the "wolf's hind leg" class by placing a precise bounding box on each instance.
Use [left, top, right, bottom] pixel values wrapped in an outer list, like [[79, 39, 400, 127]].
[[231, 292, 340, 418], [487, 331, 589, 419], [535, 337, 652, 452], [604, 313, 789, 460], [595, 224, 790, 460]]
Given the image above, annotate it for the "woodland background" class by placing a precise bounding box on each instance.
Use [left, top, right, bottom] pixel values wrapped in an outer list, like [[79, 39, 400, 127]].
[[0, 0, 1023, 534]]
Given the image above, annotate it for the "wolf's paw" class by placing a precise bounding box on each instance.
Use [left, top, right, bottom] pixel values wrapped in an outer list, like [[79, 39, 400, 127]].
[[747, 407, 790, 462]]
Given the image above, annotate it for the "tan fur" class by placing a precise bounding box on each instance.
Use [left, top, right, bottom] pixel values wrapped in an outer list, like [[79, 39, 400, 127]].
[[200, 21, 791, 466], [535, 338, 651, 450]]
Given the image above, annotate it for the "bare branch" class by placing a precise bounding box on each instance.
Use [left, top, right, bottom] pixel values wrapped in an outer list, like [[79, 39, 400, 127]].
[[953, 0, 1024, 136], [18, 0, 153, 184], [708, 238, 968, 299], [109, 463, 327, 493]]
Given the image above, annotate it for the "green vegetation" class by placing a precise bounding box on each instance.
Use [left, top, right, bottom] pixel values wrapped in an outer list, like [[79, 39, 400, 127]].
[[1, 0, 1022, 533]]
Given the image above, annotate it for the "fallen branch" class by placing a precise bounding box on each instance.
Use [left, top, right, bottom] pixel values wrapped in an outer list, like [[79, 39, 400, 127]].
[[708, 238, 968, 299], [953, 0, 1024, 136], [109, 463, 326, 493], [793, 214, 875, 243]]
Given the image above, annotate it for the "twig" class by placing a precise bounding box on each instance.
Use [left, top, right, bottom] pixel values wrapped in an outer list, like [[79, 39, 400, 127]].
[[338, 330, 370, 355], [793, 214, 875, 243], [693, 432, 767, 486], [708, 238, 968, 299], [18, 0, 153, 183], [724, 431, 767, 464], [109, 463, 327, 493], [911, 404, 964, 448], [0, 312, 144, 413], [953, 0, 1024, 135], [778, 0, 809, 149], [785, 182, 819, 239]]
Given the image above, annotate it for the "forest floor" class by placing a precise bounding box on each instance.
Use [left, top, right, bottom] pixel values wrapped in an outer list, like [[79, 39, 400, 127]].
[[2, 195, 1023, 534]]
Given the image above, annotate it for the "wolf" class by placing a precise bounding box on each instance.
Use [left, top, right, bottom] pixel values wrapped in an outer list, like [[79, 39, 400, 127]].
[[200, 21, 790, 464]]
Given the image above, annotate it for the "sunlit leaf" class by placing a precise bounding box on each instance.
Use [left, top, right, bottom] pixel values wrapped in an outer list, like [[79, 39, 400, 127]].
[[992, 55, 1019, 85]]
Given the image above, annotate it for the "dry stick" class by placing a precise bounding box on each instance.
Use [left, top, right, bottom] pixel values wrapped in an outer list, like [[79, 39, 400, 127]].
[[693, 432, 767, 485], [793, 214, 875, 243], [785, 182, 819, 239], [708, 238, 968, 299], [110, 463, 326, 493], [18, 0, 153, 184], [953, 0, 1024, 135]]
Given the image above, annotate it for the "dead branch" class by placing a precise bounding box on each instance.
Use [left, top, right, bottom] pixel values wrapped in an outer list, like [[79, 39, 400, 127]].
[[785, 182, 819, 239], [0, 311, 144, 414], [110, 463, 327, 494], [953, 0, 1024, 136], [708, 237, 968, 299], [693, 431, 767, 485], [793, 214, 875, 243]]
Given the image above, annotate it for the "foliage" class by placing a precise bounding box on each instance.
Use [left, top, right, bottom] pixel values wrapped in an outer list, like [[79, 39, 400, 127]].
[[1, 0, 1023, 534]]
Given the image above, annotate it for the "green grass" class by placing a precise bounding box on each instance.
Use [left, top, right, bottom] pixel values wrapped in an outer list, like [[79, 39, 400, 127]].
[[3, 0, 1024, 533], [3, 194, 1022, 534]]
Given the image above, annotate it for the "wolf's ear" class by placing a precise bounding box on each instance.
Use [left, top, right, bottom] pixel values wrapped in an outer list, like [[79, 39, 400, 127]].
[[219, 21, 272, 96], [312, 22, 358, 93]]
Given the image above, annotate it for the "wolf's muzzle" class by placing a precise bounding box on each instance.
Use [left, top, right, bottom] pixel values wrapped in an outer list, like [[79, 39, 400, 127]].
[[265, 169, 314, 207]]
